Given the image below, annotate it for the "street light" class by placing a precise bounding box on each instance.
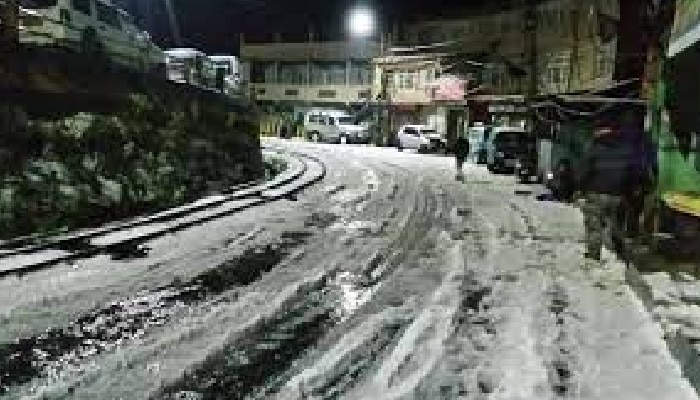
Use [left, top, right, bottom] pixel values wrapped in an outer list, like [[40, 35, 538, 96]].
[[348, 7, 375, 38], [347, 7, 381, 143]]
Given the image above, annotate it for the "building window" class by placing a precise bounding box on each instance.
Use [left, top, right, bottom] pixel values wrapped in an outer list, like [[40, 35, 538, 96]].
[[449, 27, 459, 39], [502, 18, 511, 33], [482, 20, 491, 34], [596, 44, 615, 78], [278, 62, 307, 85], [251, 62, 275, 84], [397, 72, 417, 90], [427, 68, 436, 83], [311, 62, 346, 85], [549, 67, 562, 85], [464, 23, 471, 34], [559, 9, 567, 33], [318, 89, 337, 98], [349, 62, 372, 85], [539, 8, 558, 32], [418, 28, 431, 43], [284, 89, 299, 96]]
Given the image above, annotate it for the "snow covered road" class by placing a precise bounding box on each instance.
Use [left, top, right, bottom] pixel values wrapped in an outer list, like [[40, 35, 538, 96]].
[[0, 140, 696, 399]]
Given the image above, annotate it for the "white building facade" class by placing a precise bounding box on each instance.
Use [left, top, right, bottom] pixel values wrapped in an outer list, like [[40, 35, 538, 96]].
[[240, 40, 380, 106]]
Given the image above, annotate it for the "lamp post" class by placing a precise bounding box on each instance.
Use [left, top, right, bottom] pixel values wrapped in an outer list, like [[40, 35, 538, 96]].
[[348, 7, 386, 145], [163, 0, 182, 47], [524, 0, 538, 131]]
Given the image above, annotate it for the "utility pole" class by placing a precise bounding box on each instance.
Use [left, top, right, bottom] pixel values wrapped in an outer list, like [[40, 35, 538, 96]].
[[640, 0, 676, 101], [567, 2, 581, 92], [0, 0, 19, 52], [163, 0, 182, 47], [376, 32, 391, 147], [615, 0, 647, 91], [613, 0, 675, 128], [524, 0, 538, 128]]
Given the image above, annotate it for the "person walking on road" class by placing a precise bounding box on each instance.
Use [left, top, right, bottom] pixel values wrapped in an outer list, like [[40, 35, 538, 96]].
[[454, 132, 470, 181], [621, 123, 658, 238], [579, 121, 635, 263]]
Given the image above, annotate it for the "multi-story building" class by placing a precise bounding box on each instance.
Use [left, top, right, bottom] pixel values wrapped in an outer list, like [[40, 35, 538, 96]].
[[241, 0, 619, 138], [366, 0, 620, 140], [371, 51, 475, 143], [402, 0, 619, 96], [240, 40, 380, 108]]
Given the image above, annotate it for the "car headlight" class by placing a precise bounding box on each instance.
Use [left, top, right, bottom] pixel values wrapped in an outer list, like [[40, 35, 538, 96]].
[[547, 172, 555, 180]]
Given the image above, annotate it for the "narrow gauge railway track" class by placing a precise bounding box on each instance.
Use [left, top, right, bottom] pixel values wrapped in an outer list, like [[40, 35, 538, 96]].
[[0, 148, 325, 278]]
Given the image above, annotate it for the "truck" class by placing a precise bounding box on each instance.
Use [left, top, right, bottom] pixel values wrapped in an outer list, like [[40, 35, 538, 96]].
[[16, 0, 165, 74]]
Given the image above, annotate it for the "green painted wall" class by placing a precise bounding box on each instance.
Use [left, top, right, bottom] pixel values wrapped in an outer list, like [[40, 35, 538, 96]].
[[654, 64, 700, 201]]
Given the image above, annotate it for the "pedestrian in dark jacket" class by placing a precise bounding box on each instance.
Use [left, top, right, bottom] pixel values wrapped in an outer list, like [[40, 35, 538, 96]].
[[455, 133, 470, 181], [620, 126, 657, 237], [553, 159, 575, 202], [580, 122, 635, 262]]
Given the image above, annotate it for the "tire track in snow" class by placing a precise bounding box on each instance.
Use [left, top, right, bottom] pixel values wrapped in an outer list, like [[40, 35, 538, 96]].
[[243, 156, 452, 399], [145, 154, 429, 399], [346, 233, 467, 400], [408, 173, 561, 399], [0, 232, 312, 395]]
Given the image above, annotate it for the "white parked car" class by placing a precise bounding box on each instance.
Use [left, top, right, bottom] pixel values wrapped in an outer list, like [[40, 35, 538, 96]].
[[304, 110, 370, 144], [17, 0, 165, 74], [397, 125, 446, 153]]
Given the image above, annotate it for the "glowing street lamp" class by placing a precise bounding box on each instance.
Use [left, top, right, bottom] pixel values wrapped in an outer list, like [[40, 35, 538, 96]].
[[348, 8, 375, 38]]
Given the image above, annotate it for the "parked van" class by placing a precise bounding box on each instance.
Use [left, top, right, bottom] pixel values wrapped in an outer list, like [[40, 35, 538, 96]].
[[18, 0, 165, 73], [304, 110, 369, 144], [486, 127, 526, 173]]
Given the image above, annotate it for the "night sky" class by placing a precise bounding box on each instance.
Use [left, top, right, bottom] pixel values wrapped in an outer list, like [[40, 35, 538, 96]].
[[122, 0, 519, 55]]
